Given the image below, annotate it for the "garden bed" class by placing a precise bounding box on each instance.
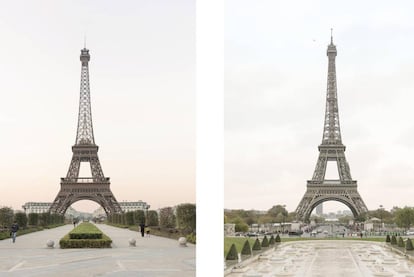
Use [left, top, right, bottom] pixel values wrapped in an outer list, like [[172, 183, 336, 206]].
[[60, 222, 112, 248]]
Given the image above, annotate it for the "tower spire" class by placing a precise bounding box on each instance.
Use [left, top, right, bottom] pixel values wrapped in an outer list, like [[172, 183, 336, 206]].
[[76, 47, 95, 145], [323, 31, 341, 145]]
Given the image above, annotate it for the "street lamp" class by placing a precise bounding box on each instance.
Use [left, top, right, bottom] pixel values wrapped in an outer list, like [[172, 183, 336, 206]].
[[282, 205, 287, 234], [379, 205, 384, 234]]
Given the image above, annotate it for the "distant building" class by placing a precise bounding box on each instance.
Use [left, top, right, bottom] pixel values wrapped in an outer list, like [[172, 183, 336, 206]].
[[22, 202, 87, 219], [315, 203, 323, 216], [92, 200, 150, 218], [22, 202, 51, 214]]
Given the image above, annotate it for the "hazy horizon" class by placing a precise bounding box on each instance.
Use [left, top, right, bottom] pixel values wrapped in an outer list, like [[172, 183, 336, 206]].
[[0, 0, 195, 213]]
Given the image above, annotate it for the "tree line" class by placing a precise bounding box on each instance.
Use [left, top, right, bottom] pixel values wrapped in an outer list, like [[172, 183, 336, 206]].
[[225, 205, 414, 231], [0, 207, 64, 230], [107, 203, 196, 242]]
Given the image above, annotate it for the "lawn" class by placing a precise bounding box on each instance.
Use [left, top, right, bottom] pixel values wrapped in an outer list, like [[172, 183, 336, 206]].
[[224, 237, 257, 256]]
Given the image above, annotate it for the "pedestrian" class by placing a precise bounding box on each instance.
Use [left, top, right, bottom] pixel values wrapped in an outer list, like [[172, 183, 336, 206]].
[[139, 222, 145, 237], [10, 221, 19, 243]]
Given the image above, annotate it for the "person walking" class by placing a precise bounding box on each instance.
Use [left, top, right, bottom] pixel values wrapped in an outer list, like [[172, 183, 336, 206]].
[[10, 221, 19, 243], [139, 222, 145, 237]]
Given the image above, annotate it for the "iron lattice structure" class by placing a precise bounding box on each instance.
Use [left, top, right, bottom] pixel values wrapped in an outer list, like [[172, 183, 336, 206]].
[[295, 35, 368, 222], [49, 48, 122, 215]]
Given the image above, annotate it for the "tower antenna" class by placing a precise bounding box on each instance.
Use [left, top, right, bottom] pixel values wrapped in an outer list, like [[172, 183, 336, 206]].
[[330, 28, 333, 44], [84, 35, 86, 49]]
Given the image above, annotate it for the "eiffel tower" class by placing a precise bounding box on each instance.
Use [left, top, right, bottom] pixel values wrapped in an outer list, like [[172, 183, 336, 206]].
[[49, 47, 122, 215], [295, 33, 368, 222]]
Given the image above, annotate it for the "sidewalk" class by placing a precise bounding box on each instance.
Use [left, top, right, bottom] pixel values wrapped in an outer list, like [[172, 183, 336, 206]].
[[0, 223, 195, 277]]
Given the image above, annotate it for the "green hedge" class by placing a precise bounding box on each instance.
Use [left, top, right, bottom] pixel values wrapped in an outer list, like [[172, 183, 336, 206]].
[[60, 234, 112, 248], [60, 222, 111, 248]]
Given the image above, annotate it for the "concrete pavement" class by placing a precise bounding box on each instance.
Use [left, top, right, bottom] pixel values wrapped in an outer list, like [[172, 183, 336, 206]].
[[0, 223, 195, 277]]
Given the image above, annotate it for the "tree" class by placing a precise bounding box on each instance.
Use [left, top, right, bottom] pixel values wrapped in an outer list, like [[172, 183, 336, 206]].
[[230, 217, 248, 232], [176, 203, 196, 233], [159, 207, 176, 228], [226, 244, 238, 260], [252, 238, 261, 250], [39, 212, 51, 226], [28, 213, 39, 226], [395, 207, 414, 230], [14, 212, 27, 229], [147, 210, 159, 226], [261, 236, 269, 247], [398, 236, 405, 247], [0, 207, 13, 228], [310, 215, 325, 224], [406, 238, 413, 251], [268, 205, 288, 219], [125, 211, 135, 226], [134, 210, 146, 225], [241, 240, 252, 255]]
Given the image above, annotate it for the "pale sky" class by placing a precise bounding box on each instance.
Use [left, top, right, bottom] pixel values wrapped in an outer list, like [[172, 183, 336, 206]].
[[225, 1, 414, 213], [0, 0, 195, 212]]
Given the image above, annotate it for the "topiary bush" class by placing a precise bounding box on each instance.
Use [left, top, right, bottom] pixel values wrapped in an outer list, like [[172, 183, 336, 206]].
[[226, 243, 238, 260], [398, 236, 405, 247], [269, 235, 275, 245], [261, 236, 269, 247], [406, 238, 413, 251], [59, 222, 112, 248], [391, 235, 397, 245], [252, 238, 261, 251], [186, 233, 196, 244], [385, 234, 390, 243], [275, 234, 281, 243], [241, 240, 252, 255]]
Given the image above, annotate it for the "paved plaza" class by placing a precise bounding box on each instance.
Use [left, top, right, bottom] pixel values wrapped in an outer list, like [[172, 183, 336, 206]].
[[226, 240, 414, 277], [0, 224, 195, 277]]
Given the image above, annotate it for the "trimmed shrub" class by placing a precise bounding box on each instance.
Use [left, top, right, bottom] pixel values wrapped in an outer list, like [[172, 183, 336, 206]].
[[385, 234, 390, 243], [275, 234, 281, 243], [60, 234, 112, 248], [261, 236, 269, 247], [28, 213, 39, 226], [269, 235, 275, 245], [186, 233, 196, 244], [406, 238, 413, 251], [252, 238, 261, 251], [391, 235, 397, 245], [241, 240, 251, 255], [59, 222, 111, 248], [14, 212, 27, 229], [69, 222, 103, 239], [398, 236, 405, 247], [226, 243, 238, 260]]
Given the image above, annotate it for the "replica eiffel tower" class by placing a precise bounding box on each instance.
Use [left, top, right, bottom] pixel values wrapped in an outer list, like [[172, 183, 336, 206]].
[[295, 33, 368, 222], [49, 47, 122, 215]]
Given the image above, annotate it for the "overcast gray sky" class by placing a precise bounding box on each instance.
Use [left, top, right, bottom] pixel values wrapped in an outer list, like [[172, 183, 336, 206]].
[[225, 0, 414, 213], [0, 0, 195, 212]]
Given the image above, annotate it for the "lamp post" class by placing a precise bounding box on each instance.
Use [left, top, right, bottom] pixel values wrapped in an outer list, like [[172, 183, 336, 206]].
[[145, 204, 150, 225], [282, 205, 287, 234], [379, 205, 384, 234]]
